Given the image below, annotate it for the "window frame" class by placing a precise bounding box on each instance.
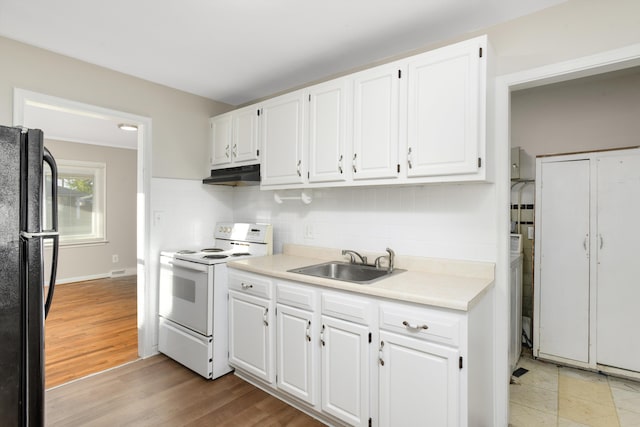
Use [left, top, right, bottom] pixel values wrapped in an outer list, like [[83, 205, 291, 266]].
[[47, 159, 107, 246]]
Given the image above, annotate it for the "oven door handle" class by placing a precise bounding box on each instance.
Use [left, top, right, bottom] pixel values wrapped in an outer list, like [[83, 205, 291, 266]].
[[162, 257, 209, 273]]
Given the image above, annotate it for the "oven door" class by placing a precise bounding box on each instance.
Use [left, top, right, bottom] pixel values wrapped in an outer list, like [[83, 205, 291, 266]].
[[159, 255, 213, 336]]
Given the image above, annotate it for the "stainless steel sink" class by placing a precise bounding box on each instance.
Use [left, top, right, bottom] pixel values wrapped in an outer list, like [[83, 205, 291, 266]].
[[288, 261, 405, 284]]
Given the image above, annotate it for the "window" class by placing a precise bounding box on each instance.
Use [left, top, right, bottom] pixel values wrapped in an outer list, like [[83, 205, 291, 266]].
[[45, 160, 106, 245]]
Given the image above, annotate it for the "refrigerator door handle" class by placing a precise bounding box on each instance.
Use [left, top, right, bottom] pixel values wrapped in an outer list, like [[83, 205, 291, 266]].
[[20, 231, 59, 239], [42, 147, 59, 318]]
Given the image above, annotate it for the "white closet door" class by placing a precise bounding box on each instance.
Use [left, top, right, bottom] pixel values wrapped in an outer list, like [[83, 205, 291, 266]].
[[596, 153, 640, 372], [538, 159, 590, 363]]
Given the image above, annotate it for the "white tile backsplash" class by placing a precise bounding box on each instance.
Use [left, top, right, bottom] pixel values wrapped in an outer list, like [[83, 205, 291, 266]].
[[232, 183, 497, 262]]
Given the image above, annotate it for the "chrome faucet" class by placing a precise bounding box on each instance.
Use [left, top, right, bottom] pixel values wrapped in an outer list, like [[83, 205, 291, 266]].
[[375, 248, 395, 273], [342, 249, 367, 265]]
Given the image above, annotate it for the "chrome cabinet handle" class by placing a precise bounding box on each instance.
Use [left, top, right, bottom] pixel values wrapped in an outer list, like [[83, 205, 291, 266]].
[[379, 340, 385, 366], [306, 320, 311, 342], [263, 308, 269, 326], [338, 155, 343, 174], [320, 324, 325, 346], [297, 160, 302, 177], [599, 235, 604, 249], [408, 147, 413, 169], [232, 143, 237, 159], [352, 153, 357, 173], [241, 282, 253, 290], [402, 320, 428, 330], [225, 145, 230, 158]]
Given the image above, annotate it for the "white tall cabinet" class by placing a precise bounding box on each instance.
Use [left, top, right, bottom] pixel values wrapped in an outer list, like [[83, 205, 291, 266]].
[[534, 149, 640, 375]]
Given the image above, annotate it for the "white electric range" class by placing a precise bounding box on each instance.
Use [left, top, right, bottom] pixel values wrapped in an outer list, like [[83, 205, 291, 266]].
[[158, 222, 273, 379]]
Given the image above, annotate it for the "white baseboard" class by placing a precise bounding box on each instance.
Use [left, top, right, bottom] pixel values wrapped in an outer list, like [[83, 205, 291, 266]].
[[54, 267, 136, 284]]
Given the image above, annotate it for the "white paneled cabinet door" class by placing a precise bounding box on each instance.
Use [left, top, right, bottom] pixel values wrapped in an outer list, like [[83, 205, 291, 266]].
[[537, 159, 590, 363], [228, 291, 274, 383], [352, 63, 401, 180], [260, 90, 307, 186], [308, 79, 349, 183], [596, 153, 640, 372], [378, 331, 459, 427], [321, 315, 370, 427], [210, 113, 233, 166], [406, 37, 484, 177], [232, 105, 260, 164], [276, 304, 317, 405]]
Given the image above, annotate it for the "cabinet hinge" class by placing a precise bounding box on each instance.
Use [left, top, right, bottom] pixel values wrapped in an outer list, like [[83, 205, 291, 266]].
[[459, 356, 463, 369], [398, 69, 402, 79], [308, 94, 311, 102], [307, 171, 310, 179], [368, 332, 372, 343], [257, 109, 260, 116], [257, 149, 260, 157], [478, 157, 482, 168], [479, 47, 483, 58], [397, 164, 400, 173]]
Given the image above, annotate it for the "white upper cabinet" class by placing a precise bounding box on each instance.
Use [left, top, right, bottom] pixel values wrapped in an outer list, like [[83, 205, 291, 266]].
[[210, 113, 233, 167], [352, 62, 402, 181], [308, 78, 350, 183], [405, 36, 486, 178], [210, 105, 259, 168], [260, 90, 307, 187]]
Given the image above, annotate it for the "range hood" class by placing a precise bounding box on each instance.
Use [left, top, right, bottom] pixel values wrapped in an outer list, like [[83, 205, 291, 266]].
[[202, 164, 260, 186]]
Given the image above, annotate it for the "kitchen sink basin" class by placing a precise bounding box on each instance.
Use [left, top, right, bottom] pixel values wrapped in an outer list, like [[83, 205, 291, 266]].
[[288, 261, 405, 284]]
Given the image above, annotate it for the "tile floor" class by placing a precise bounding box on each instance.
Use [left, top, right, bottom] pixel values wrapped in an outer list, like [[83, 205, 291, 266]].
[[510, 356, 640, 426]]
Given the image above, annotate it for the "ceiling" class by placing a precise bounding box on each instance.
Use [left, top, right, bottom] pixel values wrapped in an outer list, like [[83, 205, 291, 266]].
[[0, 0, 567, 107]]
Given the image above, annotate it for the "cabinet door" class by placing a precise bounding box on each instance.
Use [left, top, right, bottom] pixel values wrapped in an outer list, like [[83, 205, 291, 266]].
[[233, 105, 260, 164], [260, 90, 307, 186], [406, 37, 484, 177], [379, 331, 459, 426], [352, 63, 401, 180], [596, 153, 640, 372], [276, 304, 317, 405], [228, 290, 274, 383], [308, 78, 349, 183], [536, 159, 590, 363], [210, 114, 233, 166], [321, 315, 370, 427]]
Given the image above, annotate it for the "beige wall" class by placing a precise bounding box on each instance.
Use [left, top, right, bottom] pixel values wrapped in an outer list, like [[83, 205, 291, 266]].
[[0, 36, 231, 179], [43, 139, 137, 281]]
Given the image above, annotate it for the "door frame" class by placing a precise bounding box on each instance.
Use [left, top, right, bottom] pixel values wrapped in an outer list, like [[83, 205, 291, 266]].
[[13, 88, 154, 358], [494, 43, 640, 425]]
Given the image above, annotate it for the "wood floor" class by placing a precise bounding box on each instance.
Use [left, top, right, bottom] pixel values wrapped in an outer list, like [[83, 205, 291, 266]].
[[46, 355, 325, 426], [45, 276, 138, 388]]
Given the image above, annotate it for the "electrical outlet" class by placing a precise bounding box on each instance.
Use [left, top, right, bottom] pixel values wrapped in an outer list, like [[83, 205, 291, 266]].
[[304, 224, 314, 239], [527, 226, 534, 240], [112, 254, 119, 263]]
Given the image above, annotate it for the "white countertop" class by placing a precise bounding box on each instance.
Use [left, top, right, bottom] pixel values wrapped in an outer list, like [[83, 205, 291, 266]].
[[228, 244, 495, 312]]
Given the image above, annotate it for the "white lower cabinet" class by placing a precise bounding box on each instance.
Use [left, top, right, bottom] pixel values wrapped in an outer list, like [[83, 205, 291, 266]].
[[227, 271, 275, 385], [228, 268, 493, 426], [378, 331, 459, 426], [321, 315, 370, 426]]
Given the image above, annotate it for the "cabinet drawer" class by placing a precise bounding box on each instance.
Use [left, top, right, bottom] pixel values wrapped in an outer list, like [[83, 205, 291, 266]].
[[379, 303, 460, 347], [228, 270, 272, 299], [322, 291, 373, 325], [276, 281, 316, 311]]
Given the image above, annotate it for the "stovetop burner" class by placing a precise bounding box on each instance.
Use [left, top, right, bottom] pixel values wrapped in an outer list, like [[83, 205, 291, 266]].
[[177, 250, 197, 254], [231, 252, 251, 257], [202, 248, 224, 253], [202, 254, 229, 260]]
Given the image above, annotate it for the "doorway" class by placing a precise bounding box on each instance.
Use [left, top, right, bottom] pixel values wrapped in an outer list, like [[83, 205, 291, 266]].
[[12, 89, 153, 383]]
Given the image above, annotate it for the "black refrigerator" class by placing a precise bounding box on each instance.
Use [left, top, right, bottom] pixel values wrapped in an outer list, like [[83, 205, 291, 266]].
[[0, 125, 59, 426]]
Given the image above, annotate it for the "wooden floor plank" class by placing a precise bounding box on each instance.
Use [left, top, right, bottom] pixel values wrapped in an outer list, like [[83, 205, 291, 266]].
[[46, 355, 325, 426], [45, 276, 138, 388]]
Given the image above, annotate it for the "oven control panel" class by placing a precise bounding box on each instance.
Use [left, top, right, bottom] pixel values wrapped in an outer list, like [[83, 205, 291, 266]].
[[215, 222, 273, 244]]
